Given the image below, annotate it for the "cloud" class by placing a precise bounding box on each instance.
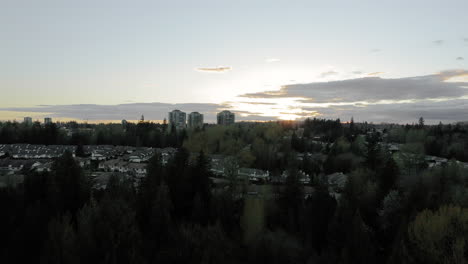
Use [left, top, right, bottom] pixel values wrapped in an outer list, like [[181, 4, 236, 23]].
[[0, 102, 286, 123], [433, 40, 444, 45], [231, 101, 277, 105], [240, 90, 288, 99], [3, 71, 468, 124], [319, 70, 339, 78], [235, 115, 280, 121], [370, 49, 381, 53], [367, 72, 384, 76], [240, 70, 468, 103], [303, 99, 468, 124], [196, 66, 232, 73], [456, 57, 464, 61], [352, 71, 363, 75], [0, 103, 224, 122], [265, 58, 280, 63], [438, 69, 468, 80]]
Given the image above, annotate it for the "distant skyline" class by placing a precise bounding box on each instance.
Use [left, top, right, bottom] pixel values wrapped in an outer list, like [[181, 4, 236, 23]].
[[1, 0, 467, 123]]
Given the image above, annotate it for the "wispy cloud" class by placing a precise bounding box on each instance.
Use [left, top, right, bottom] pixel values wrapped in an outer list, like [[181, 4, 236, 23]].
[[433, 39, 444, 45], [456, 57, 464, 61], [233, 101, 277, 105], [319, 70, 339, 78], [438, 69, 468, 81], [265, 58, 280, 63], [196, 66, 232, 73], [370, 49, 381, 53], [352, 71, 363, 75], [240, 90, 287, 99], [367, 72, 384, 76]]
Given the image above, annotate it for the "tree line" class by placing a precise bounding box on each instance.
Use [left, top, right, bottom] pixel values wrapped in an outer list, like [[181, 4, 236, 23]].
[[0, 121, 186, 148]]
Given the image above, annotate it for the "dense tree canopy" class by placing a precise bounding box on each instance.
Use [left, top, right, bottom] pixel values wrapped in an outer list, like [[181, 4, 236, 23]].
[[1, 118, 468, 263]]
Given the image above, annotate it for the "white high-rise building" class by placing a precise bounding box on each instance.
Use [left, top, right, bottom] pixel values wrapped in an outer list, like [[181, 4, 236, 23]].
[[188, 112, 204, 128], [217, 110, 235, 125], [23, 117, 32, 125], [168, 110, 187, 129], [44, 117, 52, 124]]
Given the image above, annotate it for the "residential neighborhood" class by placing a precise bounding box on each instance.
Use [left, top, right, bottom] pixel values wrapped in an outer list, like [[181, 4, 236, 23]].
[[0, 144, 176, 189]]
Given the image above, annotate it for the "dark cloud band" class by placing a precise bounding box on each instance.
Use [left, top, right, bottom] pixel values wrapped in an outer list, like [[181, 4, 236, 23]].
[[240, 70, 468, 103]]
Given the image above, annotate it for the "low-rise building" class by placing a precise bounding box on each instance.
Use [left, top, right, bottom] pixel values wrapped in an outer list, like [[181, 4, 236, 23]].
[[0, 159, 38, 173], [32, 161, 53, 172], [425, 155, 448, 168], [6, 144, 76, 159], [99, 159, 148, 175], [238, 167, 269, 182], [0, 145, 6, 158], [281, 170, 311, 184]]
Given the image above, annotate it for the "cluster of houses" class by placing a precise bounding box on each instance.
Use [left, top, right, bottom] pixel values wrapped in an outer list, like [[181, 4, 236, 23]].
[[0, 144, 176, 162], [98, 159, 147, 175], [0, 144, 177, 189], [209, 155, 313, 185], [1, 140, 467, 195], [0, 144, 75, 159]]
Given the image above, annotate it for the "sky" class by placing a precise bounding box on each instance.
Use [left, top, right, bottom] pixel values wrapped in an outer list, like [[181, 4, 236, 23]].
[[0, 0, 467, 123]]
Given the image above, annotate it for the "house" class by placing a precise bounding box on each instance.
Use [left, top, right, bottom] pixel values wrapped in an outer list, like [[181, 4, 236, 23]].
[[154, 147, 176, 164], [0, 145, 6, 158], [388, 143, 400, 153], [99, 159, 123, 172], [425, 155, 448, 168], [98, 159, 147, 175], [281, 170, 311, 184], [0, 159, 37, 172], [75, 157, 91, 168], [6, 144, 76, 159], [238, 168, 270, 182], [209, 154, 225, 163], [127, 148, 155, 163], [210, 163, 226, 177], [91, 151, 107, 161], [127, 163, 147, 175], [128, 151, 146, 163], [89, 145, 121, 161], [32, 161, 53, 172]]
